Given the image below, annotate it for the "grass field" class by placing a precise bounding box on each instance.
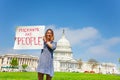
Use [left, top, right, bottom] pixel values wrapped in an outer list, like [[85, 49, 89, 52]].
[[0, 72, 120, 80]]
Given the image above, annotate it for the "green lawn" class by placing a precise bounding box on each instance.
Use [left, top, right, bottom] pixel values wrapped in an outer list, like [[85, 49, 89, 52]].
[[0, 72, 120, 80]]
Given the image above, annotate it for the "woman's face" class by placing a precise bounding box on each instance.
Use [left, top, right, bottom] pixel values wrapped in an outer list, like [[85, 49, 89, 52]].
[[46, 30, 53, 40]]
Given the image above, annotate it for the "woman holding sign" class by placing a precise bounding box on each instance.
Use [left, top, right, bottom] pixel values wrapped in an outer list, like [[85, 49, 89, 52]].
[[37, 29, 57, 80]]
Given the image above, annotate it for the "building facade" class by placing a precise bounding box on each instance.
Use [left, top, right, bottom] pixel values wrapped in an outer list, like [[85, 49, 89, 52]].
[[53, 30, 119, 74], [54, 30, 79, 72], [0, 54, 38, 72]]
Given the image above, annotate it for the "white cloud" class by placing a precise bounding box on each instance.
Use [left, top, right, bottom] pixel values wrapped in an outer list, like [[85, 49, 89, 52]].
[[45, 25, 120, 56], [105, 37, 120, 47], [84, 37, 120, 64], [87, 37, 120, 55], [43, 25, 120, 64], [87, 45, 109, 55], [45, 25, 101, 46]]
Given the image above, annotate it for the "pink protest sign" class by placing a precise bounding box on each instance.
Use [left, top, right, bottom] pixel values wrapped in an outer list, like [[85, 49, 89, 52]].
[[14, 26, 45, 49]]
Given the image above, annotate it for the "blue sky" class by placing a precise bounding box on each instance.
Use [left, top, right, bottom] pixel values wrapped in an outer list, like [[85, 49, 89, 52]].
[[0, 0, 120, 66]]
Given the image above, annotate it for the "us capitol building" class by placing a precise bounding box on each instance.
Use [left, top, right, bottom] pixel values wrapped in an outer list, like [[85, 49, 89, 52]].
[[0, 30, 119, 74]]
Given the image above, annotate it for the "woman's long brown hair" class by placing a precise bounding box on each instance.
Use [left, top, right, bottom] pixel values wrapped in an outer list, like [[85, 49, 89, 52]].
[[45, 29, 54, 41]]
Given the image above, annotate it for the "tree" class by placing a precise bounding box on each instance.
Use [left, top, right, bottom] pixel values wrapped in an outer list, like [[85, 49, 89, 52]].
[[10, 57, 19, 70], [22, 64, 28, 72], [88, 59, 98, 71], [119, 58, 120, 64]]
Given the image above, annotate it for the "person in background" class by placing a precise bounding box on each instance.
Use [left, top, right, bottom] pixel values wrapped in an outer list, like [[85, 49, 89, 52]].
[[37, 29, 57, 80]]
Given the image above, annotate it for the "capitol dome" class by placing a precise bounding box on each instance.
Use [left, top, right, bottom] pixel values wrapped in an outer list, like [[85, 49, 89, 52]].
[[57, 30, 71, 48], [54, 30, 73, 60]]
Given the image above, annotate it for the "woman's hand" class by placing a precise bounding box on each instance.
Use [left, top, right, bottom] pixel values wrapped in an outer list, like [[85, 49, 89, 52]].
[[46, 41, 53, 49]]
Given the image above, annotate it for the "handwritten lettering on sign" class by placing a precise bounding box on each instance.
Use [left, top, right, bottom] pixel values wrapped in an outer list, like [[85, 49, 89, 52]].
[[14, 26, 45, 49]]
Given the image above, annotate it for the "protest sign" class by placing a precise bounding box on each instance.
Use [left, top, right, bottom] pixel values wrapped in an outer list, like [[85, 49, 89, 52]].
[[14, 26, 45, 49]]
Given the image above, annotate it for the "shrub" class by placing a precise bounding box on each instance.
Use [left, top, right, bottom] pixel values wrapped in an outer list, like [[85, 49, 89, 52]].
[[90, 71, 95, 73], [84, 71, 89, 73]]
